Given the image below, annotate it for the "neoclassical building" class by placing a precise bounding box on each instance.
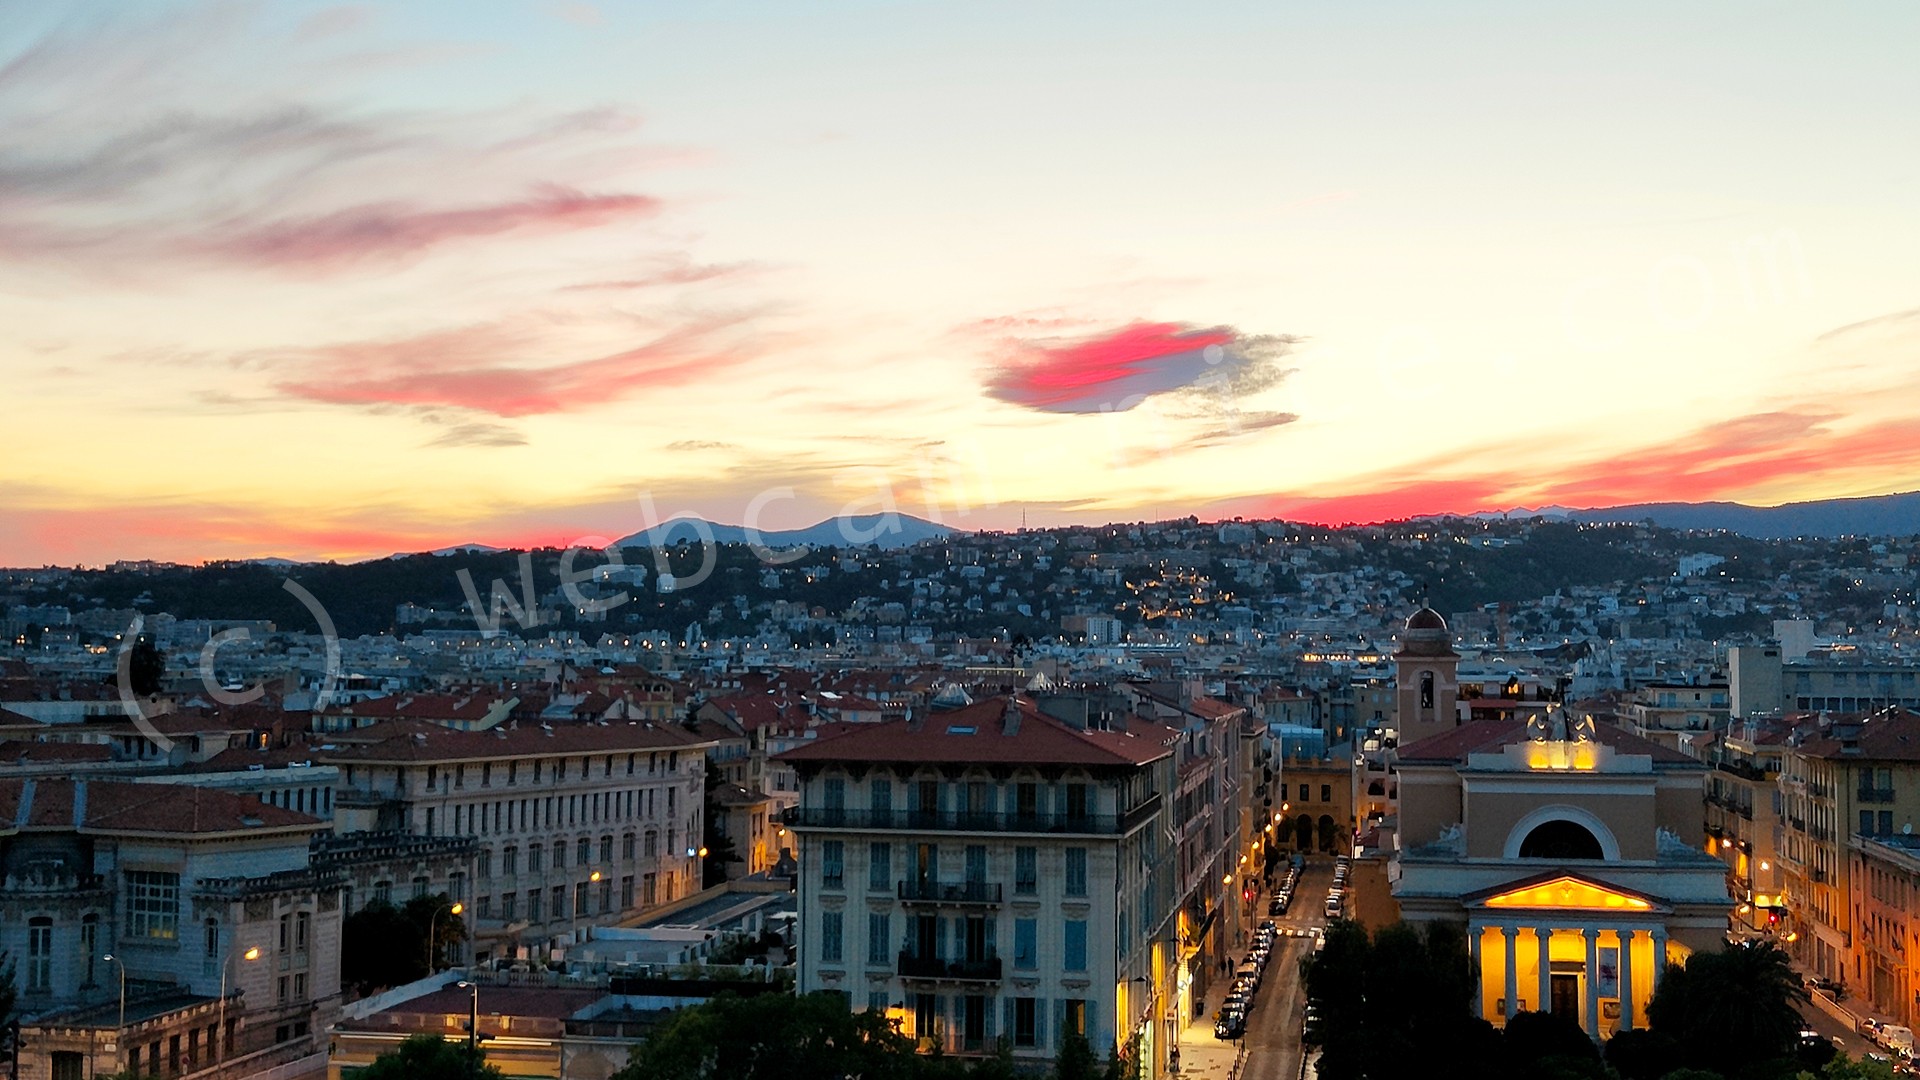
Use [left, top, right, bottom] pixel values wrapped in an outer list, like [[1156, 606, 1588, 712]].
[[1389, 613, 1728, 1041]]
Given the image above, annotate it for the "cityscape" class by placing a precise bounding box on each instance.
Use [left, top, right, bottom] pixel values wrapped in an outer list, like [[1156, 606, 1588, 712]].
[[5, 4, 1920, 1080]]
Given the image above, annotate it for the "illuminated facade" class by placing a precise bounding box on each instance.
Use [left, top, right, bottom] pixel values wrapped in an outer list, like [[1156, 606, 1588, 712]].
[[1389, 611, 1729, 1040]]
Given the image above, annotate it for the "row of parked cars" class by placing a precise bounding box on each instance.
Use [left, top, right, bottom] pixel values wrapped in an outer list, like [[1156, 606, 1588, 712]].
[[1215, 920, 1283, 1039], [1327, 856, 1351, 919], [1267, 863, 1302, 917]]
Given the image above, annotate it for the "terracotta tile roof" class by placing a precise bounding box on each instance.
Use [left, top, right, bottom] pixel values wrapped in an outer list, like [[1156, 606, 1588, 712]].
[[0, 740, 113, 765], [316, 718, 714, 765], [1395, 716, 1702, 767], [0, 777, 324, 836], [1795, 707, 1920, 761], [776, 695, 1172, 768]]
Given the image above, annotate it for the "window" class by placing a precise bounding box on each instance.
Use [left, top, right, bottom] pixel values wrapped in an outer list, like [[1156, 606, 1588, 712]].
[[374, 880, 392, 906], [503, 847, 518, 875], [1062, 999, 1086, 1038], [869, 842, 892, 892], [579, 837, 592, 865], [28, 917, 52, 991], [620, 876, 635, 909], [500, 892, 516, 921], [823, 840, 845, 889], [1014, 918, 1037, 970], [412, 875, 429, 900], [868, 991, 888, 1013], [867, 912, 890, 963], [551, 885, 565, 919], [1016, 782, 1039, 822], [478, 849, 492, 879], [1065, 783, 1089, 821], [1321, 784, 1332, 803], [870, 778, 893, 815], [528, 889, 543, 923], [622, 833, 636, 861], [1064, 919, 1087, 971], [293, 972, 307, 1000], [127, 871, 181, 940], [1863, 810, 1875, 836], [965, 844, 987, 884], [575, 882, 588, 917], [449, 873, 466, 902], [554, 840, 567, 870], [296, 912, 310, 953], [1065, 848, 1087, 896], [80, 915, 98, 987], [529, 845, 544, 873], [1299, 784, 1309, 802], [962, 994, 986, 1049], [1880, 811, 1894, 836], [1014, 998, 1038, 1047], [600, 835, 613, 864], [1015, 847, 1037, 894], [821, 911, 843, 963]]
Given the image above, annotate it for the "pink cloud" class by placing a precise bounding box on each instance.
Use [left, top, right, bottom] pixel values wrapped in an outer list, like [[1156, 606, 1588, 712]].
[[267, 317, 754, 417], [987, 321, 1241, 413], [200, 186, 658, 270]]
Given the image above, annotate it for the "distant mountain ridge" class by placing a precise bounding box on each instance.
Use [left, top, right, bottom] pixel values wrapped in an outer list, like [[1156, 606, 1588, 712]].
[[614, 513, 957, 550], [1561, 491, 1920, 538]]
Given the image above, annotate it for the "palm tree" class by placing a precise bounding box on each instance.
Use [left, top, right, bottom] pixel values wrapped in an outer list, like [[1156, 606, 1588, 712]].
[[1645, 940, 1804, 1075]]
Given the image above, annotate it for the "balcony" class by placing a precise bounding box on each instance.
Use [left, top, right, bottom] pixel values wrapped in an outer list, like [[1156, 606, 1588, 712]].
[[1811, 825, 1835, 842], [787, 795, 1160, 836], [898, 880, 1003, 906], [1809, 782, 1833, 800], [1789, 817, 1806, 832], [897, 951, 1003, 982], [1812, 868, 1829, 883], [1858, 788, 1896, 804]]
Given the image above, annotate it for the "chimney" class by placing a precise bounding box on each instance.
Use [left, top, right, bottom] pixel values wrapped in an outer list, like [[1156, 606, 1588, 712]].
[[1003, 696, 1021, 737]]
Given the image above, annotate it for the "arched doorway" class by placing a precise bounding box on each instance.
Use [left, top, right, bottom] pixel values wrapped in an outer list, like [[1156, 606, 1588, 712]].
[[1294, 814, 1313, 849], [1317, 815, 1337, 853]]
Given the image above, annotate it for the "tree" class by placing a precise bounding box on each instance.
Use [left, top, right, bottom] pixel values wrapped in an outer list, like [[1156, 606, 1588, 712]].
[[128, 634, 165, 697], [356, 1034, 501, 1080], [403, 893, 470, 971], [341, 897, 464, 993], [1304, 919, 1493, 1080], [1642, 941, 1804, 1077], [701, 759, 742, 888], [614, 992, 923, 1080]]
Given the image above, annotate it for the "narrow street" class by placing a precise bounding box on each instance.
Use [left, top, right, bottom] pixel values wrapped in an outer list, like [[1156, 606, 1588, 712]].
[[1177, 858, 1336, 1080]]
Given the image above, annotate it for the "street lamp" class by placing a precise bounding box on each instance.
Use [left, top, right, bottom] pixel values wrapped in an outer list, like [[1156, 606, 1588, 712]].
[[217, 944, 261, 1063], [428, 901, 465, 972], [454, 980, 498, 1080], [102, 954, 125, 1070]]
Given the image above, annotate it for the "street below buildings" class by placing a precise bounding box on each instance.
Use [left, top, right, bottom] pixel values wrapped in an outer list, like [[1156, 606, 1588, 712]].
[[1177, 858, 1337, 1080]]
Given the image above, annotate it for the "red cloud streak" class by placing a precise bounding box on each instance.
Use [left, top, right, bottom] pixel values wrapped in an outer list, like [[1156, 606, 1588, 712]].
[[1236, 411, 1920, 525]]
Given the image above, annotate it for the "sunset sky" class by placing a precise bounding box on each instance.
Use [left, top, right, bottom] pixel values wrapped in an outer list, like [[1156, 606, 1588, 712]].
[[5, 2, 1919, 565]]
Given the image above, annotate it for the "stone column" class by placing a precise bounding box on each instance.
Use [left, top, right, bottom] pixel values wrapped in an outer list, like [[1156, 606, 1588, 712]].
[[1536, 926, 1553, 1017], [1503, 925, 1519, 1021], [1468, 925, 1484, 1019], [1618, 929, 1636, 1031], [1651, 928, 1668, 991], [1583, 927, 1601, 1036]]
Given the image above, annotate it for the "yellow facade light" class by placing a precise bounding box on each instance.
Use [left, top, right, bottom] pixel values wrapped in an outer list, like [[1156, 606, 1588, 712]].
[[1482, 877, 1653, 912]]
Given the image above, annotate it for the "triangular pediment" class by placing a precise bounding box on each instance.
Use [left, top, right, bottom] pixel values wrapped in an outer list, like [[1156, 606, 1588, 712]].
[[1468, 872, 1666, 913]]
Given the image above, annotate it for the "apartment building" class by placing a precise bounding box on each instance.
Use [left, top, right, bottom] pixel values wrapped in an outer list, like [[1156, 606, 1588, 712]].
[[1701, 723, 1789, 935], [1849, 833, 1920, 1033], [1778, 708, 1920, 987], [320, 718, 717, 964], [3, 779, 341, 1080], [780, 695, 1184, 1076]]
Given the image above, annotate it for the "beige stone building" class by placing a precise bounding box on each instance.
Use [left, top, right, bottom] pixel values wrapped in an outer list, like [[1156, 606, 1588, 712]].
[[1776, 708, 1920, 987], [1388, 608, 1729, 1041]]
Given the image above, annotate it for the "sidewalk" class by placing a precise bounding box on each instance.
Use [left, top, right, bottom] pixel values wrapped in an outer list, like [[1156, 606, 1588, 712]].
[[1172, 962, 1249, 1080]]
